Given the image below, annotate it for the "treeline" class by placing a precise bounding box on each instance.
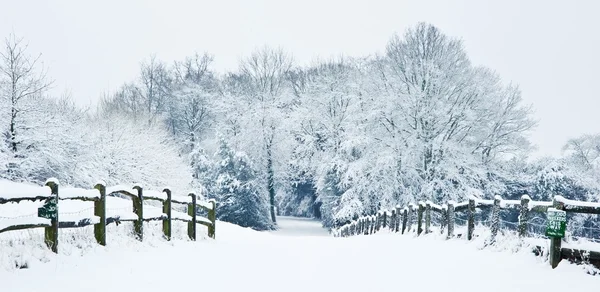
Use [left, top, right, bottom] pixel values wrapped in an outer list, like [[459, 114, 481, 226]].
[[2, 23, 599, 231]]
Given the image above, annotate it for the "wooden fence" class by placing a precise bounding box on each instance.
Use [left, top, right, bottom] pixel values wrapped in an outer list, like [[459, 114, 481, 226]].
[[0, 178, 216, 253], [334, 194, 600, 269]]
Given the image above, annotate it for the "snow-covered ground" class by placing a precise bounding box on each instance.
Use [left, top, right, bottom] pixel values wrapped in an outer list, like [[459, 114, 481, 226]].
[[1, 217, 599, 292]]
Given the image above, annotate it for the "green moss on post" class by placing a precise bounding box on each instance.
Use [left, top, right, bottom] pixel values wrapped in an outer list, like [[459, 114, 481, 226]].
[[440, 205, 447, 234], [188, 193, 197, 241], [132, 186, 144, 241], [447, 201, 455, 239], [208, 199, 216, 239], [425, 202, 432, 234], [417, 202, 424, 236], [490, 196, 501, 244], [407, 204, 414, 233], [44, 180, 59, 253], [390, 209, 396, 232], [519, 195, 530, 238], [467, 198, 475, 240], [162, 188, 172, 241], [94, 183, 107, 246]]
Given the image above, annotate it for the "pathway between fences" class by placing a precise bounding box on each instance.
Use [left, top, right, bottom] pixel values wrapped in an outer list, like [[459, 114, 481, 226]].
[[334, 195, 600, 269], [0, 178, 216, 253]]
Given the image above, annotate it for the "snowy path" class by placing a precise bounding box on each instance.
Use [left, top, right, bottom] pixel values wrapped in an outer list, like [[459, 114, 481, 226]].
[[2, 218, 599, 292], [270, 216, 330, 237]]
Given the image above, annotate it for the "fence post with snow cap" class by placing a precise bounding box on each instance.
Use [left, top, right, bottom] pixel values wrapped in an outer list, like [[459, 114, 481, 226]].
[[489, 196, 501, 244], [446, 201, 455, 239], [467, 198, 475, 240], [417, 202, 424, 235], [425, 201, 432, 234], [44, 178, 59, 253], [440, 204, 447, 234], [94, 182, 107, 246], [407, 204, 414, 233], [132, 185, 144, 241], [188, 193, 197, 241], [395, 205, 401, 232], [382, 210, 388, 229], [519, 195, 530, 238], [390, 209, 396, 231], [162, 188, 172, 241], [208, 199, 216, 239]]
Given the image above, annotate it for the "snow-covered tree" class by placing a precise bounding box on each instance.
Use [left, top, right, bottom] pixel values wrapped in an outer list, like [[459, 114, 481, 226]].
[[211, 139, 274, 230]]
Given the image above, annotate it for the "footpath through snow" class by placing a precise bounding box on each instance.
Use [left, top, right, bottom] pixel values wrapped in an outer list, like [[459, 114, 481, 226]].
[[2, 217, 599, 291]]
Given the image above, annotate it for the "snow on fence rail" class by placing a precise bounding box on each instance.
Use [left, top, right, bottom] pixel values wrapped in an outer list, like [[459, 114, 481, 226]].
[[334, 195, 600, 270], [0, 179, 217, 253]]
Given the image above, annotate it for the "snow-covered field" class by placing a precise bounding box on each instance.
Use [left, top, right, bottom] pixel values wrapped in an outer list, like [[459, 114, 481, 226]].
[[1, 217, 599, 292]]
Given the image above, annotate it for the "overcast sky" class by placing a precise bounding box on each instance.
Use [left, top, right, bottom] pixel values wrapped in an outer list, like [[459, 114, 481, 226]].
[[1, 0, 598, 158]]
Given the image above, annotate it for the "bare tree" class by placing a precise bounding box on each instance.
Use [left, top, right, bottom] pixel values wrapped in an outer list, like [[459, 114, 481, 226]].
[[138, 55, 172, 123], [173, 52, 214, 84], [239, 46, 294, 223], [0, 33, 52, 153]]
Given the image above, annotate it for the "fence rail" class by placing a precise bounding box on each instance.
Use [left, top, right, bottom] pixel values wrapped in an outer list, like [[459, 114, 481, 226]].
[[0, 178, 217, 253], [334, 195, 600, 269]]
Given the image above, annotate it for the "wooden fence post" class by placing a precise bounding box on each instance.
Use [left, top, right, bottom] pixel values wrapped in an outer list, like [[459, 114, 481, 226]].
[[490, 196, 501, 244], [94, 182, 107, 246], [519, 195, 530, 238], [395, 205, 401, 232], [401, 208, 408, 234], [467, 198, 476, 240], [360, 217, 369, 235], [361, 218, 365, 235], [44, 179, 59, 253], [208, 199, 216, 239], [390, 209, 396, 231], [425, 201, 432, 234], [407, 204, 414, 233], [132, 186, 144, 241], [549, 196, 564, 269], [188, 193, 197, 240], [382, 210, 388, 229], [417, 202, 424, 236], [162, 188, 172, 241], [370, 215, 376, 234], [440, 204, 447, 234], [447, 201, 455, 239]]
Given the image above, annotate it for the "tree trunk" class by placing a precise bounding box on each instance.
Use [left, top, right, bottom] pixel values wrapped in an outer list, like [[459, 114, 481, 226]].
[[10, 104, 17, 152], [267, 145, 277, 223]]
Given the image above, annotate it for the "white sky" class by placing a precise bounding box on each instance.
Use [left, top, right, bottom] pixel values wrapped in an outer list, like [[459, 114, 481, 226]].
[[1, 0, 599, 158]]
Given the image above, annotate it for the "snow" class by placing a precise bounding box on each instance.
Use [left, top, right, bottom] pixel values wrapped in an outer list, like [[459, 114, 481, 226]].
[[270, 216, 330, 237], [556, 195, 600, 209], [530, 200, 553, 208], [0, 179, 51, 201], [1, 217, 599, 292], [500, 200, 521, 208], [197, 200, 214, 210], [60, 215, 100, 226], [143, 190, 167, 201], [0, 217, 50, 232], [171, 195, 192, 204], [106, 185, 137, 196], [59, 187, 100, 200]]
